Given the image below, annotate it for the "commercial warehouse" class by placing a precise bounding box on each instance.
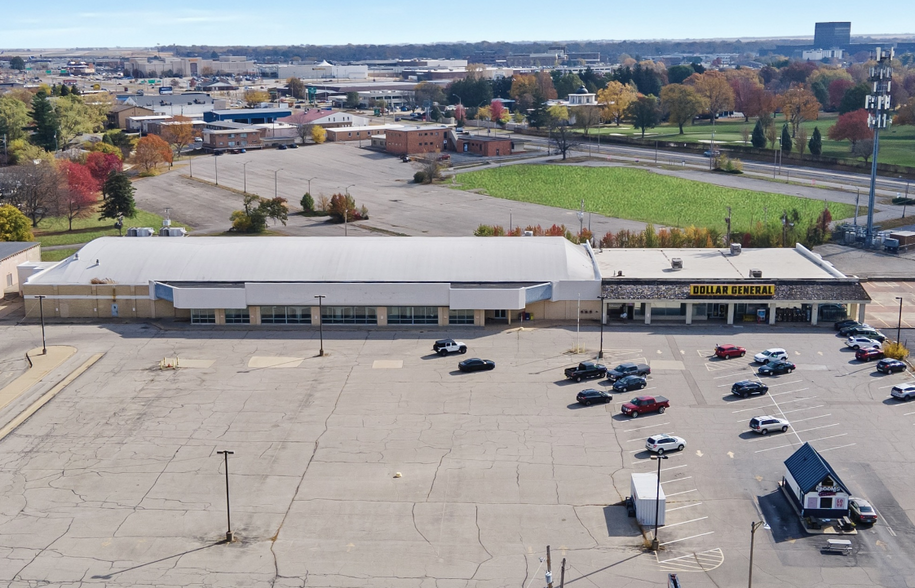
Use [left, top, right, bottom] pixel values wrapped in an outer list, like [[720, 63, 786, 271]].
[[21, 238, 868, 327]]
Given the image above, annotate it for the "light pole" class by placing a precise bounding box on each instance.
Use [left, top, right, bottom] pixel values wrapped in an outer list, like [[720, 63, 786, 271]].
[[314, 295, 325, 356], [307, 176, 316, 195], [36, 295, 47, 354], [345, 184, 355, 235], [650, 454, 668, 551], [577, 199, 584, 236], [896, 296, 904, 344], [214, 153, 219, 186], [274, 168, 283, 199], [242, 161, 251, 193], [748, 520, 770, 588], [598, 294, 608, 359], [216, 450, 235, 542], [903, 180, 910, 219], [189, 153, 193, 178]]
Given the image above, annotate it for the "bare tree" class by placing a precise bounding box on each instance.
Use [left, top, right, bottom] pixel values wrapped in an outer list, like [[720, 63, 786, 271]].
[[296, 124, 313, 145], [573, 105, 601, 136], [549, 121, 577, 160], [0, 162, 61, 227]]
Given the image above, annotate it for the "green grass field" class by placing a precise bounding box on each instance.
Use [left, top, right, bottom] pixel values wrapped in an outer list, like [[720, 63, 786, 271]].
[[41, 248, 80, 262], [33, 209, 188, 248], [584, 113, 915, 168], [455, 165, 857, 231]]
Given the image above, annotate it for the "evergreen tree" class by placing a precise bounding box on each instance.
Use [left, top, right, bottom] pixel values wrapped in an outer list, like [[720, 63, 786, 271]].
[[751, 119, 767, 149], [30, 91, 59, 151], [808, 127, 823, 156], [9, 56, 25, 70], [780, 124, 792, 153], [99, 171, 136, 220], [59, 84, 70, 97]]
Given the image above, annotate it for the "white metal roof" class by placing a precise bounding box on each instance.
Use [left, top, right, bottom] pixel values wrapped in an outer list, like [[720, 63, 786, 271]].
[[28, 237, 598, 286]]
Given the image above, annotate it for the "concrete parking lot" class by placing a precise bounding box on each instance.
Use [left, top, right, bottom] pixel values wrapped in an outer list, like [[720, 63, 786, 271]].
[[1, 321, 915, 588]]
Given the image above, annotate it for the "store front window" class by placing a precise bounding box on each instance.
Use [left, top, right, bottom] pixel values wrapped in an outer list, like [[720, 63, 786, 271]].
[[388, 306, 438, 325], [321, 306, 377, 324]]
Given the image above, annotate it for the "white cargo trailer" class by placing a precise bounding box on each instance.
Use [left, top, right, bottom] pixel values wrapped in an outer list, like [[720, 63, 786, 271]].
[[631, 472, 666, 527]]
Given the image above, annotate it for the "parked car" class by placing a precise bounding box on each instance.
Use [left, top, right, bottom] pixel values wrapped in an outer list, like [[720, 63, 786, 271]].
[[855, 347, 885, 362], [876, 358, 907, 374], [703, 150, 720, 157], [891, 382, 915, 401], [840, 323, 877, 336], [576, 388, 613, 406], [714, 344, 746, 359], [433, 339, 467, 355], [834, 319, 860, 331], [845, 327, 887, 342], [731, 380, 769, 398], [287, 143, 297, 149], [846, 336, 882, 350], [749, 415, 790, 435], [849, 497, 878, 525], [758, 359, 796, 375], [612, 375, 648, 392], [458, 358, 495, 372], [645, 434, 686, 454], [754, 348, 787, 364], [564, 361, 607, 382], [277, 144, 288, 150], [620, 395, 669, 418], [606, 362, 651, 381]]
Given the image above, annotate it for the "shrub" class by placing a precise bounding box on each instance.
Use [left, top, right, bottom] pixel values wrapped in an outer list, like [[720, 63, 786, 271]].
[[301, 192, 314, 212], [317, 194, 330, 212], [883, 341, 910, 360], [413, 171, 427, 184]]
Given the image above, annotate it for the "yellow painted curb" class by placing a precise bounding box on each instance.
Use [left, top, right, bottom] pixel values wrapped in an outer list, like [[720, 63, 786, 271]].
[[0, 346, 76, 414]]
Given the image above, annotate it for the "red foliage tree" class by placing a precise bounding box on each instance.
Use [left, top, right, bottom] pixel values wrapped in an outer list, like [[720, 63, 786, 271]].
[[827, 109, 873, 147], [828, 79, 854, 110], [85, 151, 123, 188], [490, 99, 506, 122], [57, 161, 99, 230]]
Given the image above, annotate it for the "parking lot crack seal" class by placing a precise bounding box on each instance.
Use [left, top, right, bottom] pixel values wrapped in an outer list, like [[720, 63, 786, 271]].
[[411, 503, 438, 555], [572, 506, 600, 547], [426, 448, 452, 501], [470, 505, 494, 580]]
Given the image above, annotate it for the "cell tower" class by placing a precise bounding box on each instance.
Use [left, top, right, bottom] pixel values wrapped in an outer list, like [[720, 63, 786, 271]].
[[864, 47, 893, 247]]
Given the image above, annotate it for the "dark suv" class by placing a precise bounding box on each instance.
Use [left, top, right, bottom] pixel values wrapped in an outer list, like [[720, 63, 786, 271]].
[[732, 380, 769, 398]]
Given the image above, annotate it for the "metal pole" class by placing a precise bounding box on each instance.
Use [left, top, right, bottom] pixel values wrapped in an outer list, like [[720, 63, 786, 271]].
[[214, 154, 218, 186], [903, 181, 910, 219], [216, 450, 234, 542], [896, 297, 904, 344], [598, 295, 606, 359], [315, 295, 325, 356], [559, 557, 566, 588], [651, 454, 667, 550], [749, 521, 767, 588], [274, 168, 283, 199], [243, 161, 249, 193], [865, 128, 880, 246], [189, 154, 193, 178], [37, 295, 47, 354], [307, 176, 316, 195], [546, 545, 553, 588]]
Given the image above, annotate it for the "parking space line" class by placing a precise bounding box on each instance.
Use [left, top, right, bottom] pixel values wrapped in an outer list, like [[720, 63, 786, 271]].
[[905, 411, 915, 416], [623, 422, 670, 432], [660, 476, 693, 484], [805, 433, 848, 444], [793, 423, 840, 435], [659, 531, 715, 546], [661, 464, 688, 473], [790, 414, 832, 423], [817, 443, 857, 453], [763, 379, 804, 388], [770, 387, 810, 396], [666, 489, 698, 497], [662, 516, 708, 529], [754, 442, 797, 453], [778, 405, 825, 415], [666, 502, 702, 512], [714, 369, 751, 380]]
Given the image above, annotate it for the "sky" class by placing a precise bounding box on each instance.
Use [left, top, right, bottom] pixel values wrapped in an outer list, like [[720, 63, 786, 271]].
[[1, 1, 913, 49]]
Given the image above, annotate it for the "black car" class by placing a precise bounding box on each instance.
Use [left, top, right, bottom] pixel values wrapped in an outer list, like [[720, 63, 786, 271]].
[[758, 360, 796, 375], [613, 375, 647, 392], [846, 328, 887, 342], [834, 319, 859, 331], [731, 380, 769, 398], [840, 323, 874, 336], [288, 143, 298, 149], [458, 358, 495, 372], [576, 389, 613, 406], [278, 144, 288, 150], [876, 358, 907, 374]]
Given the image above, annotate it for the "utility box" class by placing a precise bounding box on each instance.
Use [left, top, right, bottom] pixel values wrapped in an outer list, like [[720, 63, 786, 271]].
[[631, 473, 665, 527], [890, 231, 915, 249]]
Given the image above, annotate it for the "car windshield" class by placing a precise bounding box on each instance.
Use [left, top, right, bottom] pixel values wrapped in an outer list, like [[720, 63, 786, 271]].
[[859, 505, 874, 513]]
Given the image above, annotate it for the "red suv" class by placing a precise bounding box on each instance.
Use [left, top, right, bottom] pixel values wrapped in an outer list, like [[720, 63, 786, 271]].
[[855, 347, 884, 361], [715, 344, 746, 359]]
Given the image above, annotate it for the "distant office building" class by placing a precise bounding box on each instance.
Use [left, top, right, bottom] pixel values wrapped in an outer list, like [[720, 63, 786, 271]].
[[814, 22, 851, 48]]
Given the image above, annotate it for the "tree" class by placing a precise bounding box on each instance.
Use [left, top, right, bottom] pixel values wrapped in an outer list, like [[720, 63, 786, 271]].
[[751, 119, 767, 148], [490, 100, 510, 125], [55, 94, 106, 146], [827, 109, 873, 148], [159, 117, 199, 159], [345, 91, 361, 108], [311, 125, 327, 144], [260, 197, 288, 226], [808, 127, 823, 156], [851, 138, 875, 162], [0, 204, 33, 241], [627, 95, 660, 138], [509, 74, 539, 112], [535, 71, 557, 100], [0, 162, 60, 226], [893, 98, 915, 126], [414, 82, 446, 108], [286, 77, 305, 99], [86, 151, 123, 186], [839, 83, 869, 115], [795, 126, 808, 155], [660, 84, 702, 134], [9, 56, 25, 70], [0, 96, 30, 142], [548, 117, 576, 160], [667, 65, 695, 85], [57, 160, 98, 230], [552, 71, 584, 99], [103, 130, 134, 159], [597, 80, 636, 126], [301, 193, 314, 212], [91, 141, 123, 160], [327, 192, 366, 223], [778, 87, 820, 137], [780, 124, 792, 154], [133, 135, 173, 172], [686, 71, 734, 125], [827, 79, 855, 111], [244, 90, 271, 106], [448, 76, 493, 109], [573, 105, 601, 135], [231, 194, 268, 233], [30, 91, 59, 151], [99, 171, 136, 220], [765, 122, 778, 149]]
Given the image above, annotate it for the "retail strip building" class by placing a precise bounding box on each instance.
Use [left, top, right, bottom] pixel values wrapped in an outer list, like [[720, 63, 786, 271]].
[[22, 237, 869, 327]]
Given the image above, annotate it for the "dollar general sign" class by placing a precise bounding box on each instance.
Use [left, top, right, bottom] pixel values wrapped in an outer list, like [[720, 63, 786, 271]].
[[689, 284, 775, 297]]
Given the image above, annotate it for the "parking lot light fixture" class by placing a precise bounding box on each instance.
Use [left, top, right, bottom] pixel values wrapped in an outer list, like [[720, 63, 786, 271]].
[[896, 297, 904, 344], [598, 294, 608, 358], [650, 454, 668, 551], [216, 450, 235, 542], [748, 520, 770, 588]]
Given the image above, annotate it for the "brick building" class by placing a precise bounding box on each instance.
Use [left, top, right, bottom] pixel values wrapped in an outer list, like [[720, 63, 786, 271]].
[[326, 124, 401, 142], [384, 125, 451, 155], [455, 135, 513, 157]]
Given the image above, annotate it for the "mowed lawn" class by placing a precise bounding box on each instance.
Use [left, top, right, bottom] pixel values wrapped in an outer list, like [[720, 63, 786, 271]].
[[455, 165, 858, 230], [584, 113, 915, 168], [33, 209, 188, 248]]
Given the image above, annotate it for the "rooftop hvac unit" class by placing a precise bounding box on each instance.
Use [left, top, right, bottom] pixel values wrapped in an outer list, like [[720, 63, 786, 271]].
[[749, 269, 763, 278], [730, 243, 742, 255], [523, 230, 534, 237], [126, 227, 155, 237], [670, 258, 683, 270], [159, 227, 187, 237]]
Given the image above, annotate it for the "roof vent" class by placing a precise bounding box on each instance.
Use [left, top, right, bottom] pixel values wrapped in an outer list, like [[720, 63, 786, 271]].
[[730, 243, 742, 255], [617, 270, 623, 277], [749, 269, 763, 278], [671, 258, 683, 270]]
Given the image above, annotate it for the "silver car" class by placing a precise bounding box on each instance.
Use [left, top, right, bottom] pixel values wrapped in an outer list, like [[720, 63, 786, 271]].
[[749, 415, 790, 435], [646, 434, 686, 454]]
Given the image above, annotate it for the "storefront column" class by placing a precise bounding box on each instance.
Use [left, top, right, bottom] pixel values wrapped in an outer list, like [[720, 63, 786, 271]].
[[726, 303, 735, 325], [475, 309, 486, 326], [644, 303, 652, 325], [215, 309, 226, 325], [311, 307, 322, 325], [858, 304, 866, 322], [810, 303, 819, 326], [685, 303, 693, 325], [769, 303, 777, 325], [376, 307, 388, 326], [439, 307, 448, 326], [249, 306, 261, 325]]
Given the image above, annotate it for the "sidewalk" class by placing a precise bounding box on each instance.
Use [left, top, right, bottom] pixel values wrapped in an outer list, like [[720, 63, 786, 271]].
[[0, 346, 76, 415]]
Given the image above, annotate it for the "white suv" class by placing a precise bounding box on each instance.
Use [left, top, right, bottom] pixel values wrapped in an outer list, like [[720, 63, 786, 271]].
[[754, 348, 787, 364], [749, 415, 790, 435], [645, 434, 686, 454]]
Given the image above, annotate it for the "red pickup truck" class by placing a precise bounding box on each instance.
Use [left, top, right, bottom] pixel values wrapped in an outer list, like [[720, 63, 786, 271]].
[[620, 395, 669, 418]]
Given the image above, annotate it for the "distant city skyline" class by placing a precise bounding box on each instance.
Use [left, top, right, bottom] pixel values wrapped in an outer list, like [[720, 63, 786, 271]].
[[1, 2, 913, 50]]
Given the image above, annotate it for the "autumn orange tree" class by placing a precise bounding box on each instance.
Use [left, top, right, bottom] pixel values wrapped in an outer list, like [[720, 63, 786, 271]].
[[597, 80, 637, 126], [160, 116, 200, 159], [686, 71, 734, 125], [827, 109, 873, 147], [133, 134, 173, 172], [779, 86, 820, 137]]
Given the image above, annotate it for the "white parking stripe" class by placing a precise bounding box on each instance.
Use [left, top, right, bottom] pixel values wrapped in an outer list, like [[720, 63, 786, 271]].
[[793, 423, 840, 434], [660, 476, 693, 484], [805, 433, 848, 444], [666, 502, 702, 512], [754, 442, 797, 453], [662, 516, 708, 529], [818, 443, 857, 453], [666, 489, 698, 497], [762, 379, 804, 388], [624, 422, 670, 432], [770, 387, 810, 396], [778, 405, 825, 415], [661, 464, 688, 473], [790, 414, 832, 423], [659, 531, 715, 546]]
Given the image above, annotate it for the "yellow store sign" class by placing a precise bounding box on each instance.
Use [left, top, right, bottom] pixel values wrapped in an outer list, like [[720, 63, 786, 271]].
[[689, 284, 775, 297]]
